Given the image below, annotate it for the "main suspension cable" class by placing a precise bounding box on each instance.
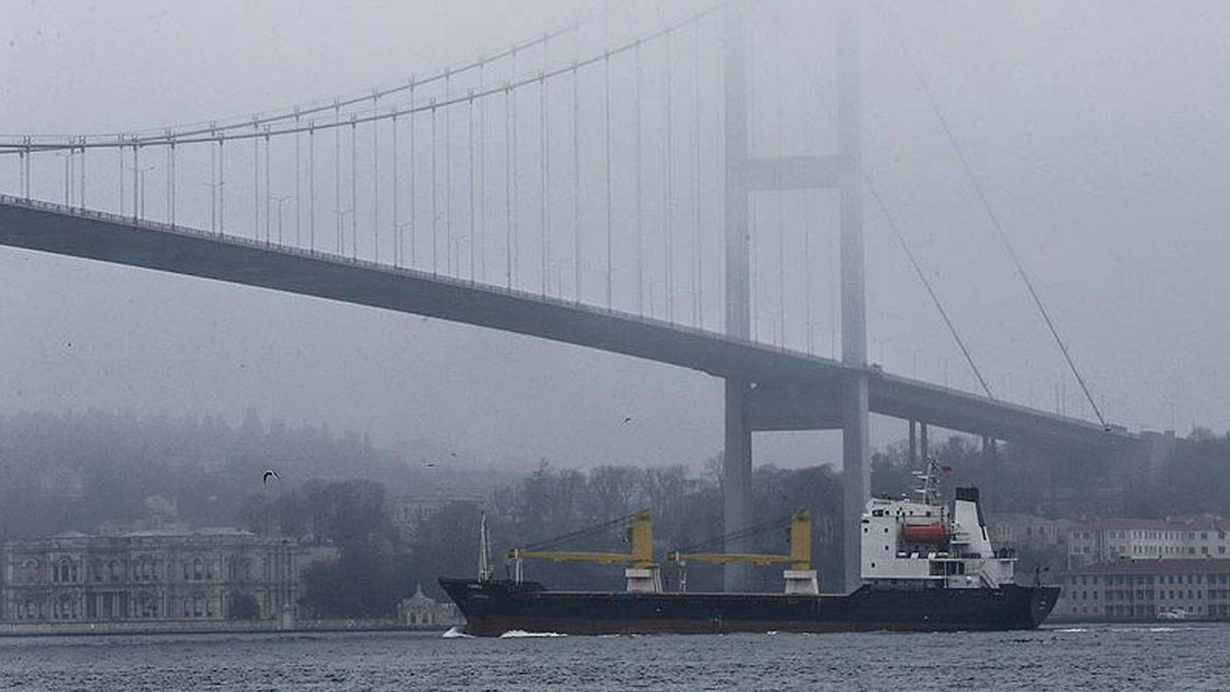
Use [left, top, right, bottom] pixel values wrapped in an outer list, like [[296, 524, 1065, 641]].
[[880, 3, 1106, 425]]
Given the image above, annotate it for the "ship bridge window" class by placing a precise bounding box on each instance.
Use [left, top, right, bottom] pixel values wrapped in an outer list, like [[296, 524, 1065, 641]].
[[872, 510, 884, 517]]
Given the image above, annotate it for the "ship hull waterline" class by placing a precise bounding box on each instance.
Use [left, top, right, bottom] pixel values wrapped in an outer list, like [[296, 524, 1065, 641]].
[[439, 578, 1061, 637]]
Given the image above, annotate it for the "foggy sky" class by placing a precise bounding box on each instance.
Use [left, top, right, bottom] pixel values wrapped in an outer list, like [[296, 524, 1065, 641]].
[[1, 0, 1228, 471]]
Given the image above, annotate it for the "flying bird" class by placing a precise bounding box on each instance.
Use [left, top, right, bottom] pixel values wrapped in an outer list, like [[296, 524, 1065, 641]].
[[623, 417, 633, 424], [261, 470, 280, 485]]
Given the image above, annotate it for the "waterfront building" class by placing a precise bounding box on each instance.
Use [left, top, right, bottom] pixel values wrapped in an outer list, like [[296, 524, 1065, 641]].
[[987, 514, 1076, 549], [990, 513, 1230, 571], [0, 527, 329, 624], [1055, 558, 1230, 621], [1066, 517, 1230, 569]]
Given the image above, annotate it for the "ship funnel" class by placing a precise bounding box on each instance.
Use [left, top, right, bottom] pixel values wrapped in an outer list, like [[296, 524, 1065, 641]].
[[954, 487, 986, 527], [953, 486, 992, 558]]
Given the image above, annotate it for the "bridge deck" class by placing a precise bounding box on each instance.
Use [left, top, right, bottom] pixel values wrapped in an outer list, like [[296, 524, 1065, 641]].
[[0, 196, 1132, 449]]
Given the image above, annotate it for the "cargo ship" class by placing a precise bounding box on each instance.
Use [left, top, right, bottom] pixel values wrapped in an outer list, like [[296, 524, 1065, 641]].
[[440, 460, 1059, 635]]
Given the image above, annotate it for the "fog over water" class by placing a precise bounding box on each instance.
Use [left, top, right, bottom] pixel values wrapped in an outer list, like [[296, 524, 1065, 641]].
[[2, 1, 1228, 468]]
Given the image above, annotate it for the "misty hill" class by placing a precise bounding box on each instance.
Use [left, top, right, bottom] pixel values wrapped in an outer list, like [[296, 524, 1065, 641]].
[[872, 428, 1230, 521], [0, 409, 522, 539]]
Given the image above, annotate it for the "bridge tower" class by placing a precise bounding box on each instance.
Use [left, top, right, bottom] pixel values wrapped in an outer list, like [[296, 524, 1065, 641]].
[[722, 0, 868, 593], [836, 0, 870, 597], [721, 0, 754, 594], [836, 0, 865, 597]]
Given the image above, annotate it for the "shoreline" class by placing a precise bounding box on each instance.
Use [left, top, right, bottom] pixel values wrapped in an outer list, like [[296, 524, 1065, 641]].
[[0, 618, 458, 638]]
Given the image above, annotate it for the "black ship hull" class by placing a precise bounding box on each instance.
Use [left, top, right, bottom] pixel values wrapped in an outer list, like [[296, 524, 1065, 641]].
[[439, 578, 1060, 637]]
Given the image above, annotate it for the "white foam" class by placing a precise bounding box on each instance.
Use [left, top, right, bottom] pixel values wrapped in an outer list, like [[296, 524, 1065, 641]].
[[1056, 628, 1088, 633], [499, 630, 568, 638], [442, 627, 473, 639]]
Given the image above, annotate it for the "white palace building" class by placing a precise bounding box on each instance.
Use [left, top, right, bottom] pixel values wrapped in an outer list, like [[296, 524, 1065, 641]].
[[1, 527, 311, 624]]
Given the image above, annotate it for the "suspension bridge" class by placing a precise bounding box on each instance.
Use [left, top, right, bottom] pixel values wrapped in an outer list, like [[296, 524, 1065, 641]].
[[0, 1, 1149, 591]]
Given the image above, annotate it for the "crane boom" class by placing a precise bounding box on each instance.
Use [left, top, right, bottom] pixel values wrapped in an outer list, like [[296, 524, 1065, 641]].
[[667, 510, 812, 570], [507, 549, 637, 565], [506, 510, 661, 592], [665, 551, 792, 566], [666, 511, 818, 594]]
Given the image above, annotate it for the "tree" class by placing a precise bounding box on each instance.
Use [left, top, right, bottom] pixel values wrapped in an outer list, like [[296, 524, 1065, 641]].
[[278, 479, 406, 618], [406, 501, 484, 599]]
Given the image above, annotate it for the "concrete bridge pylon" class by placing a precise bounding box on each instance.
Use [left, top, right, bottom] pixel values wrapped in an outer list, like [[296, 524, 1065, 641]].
[[721, 0, 868, 593]]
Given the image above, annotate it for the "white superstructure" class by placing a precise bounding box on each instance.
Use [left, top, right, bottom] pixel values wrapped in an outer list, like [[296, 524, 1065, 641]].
[[861, 459, 1016, 589]]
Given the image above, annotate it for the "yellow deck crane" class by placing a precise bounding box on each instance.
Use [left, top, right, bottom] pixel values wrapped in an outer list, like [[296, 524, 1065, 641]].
[[666, 510, 819, 595], [507, 509, 661, 593]]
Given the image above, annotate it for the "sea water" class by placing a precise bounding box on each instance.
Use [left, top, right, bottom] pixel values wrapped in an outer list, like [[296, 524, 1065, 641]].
[[0, 623, 1226, 691]]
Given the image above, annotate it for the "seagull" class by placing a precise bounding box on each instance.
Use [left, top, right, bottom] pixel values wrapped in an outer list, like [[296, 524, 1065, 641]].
[[623, 417, 633, 424], [261, 470, 280, 485], [425, 462, 436, 468]]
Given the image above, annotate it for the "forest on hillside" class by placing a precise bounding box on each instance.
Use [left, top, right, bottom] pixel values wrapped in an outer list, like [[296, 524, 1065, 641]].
[[3, 409, 1230, 616], [0, 409, 515, 539], [248, 462, 847, 616], [871, 427, 1230, 521]]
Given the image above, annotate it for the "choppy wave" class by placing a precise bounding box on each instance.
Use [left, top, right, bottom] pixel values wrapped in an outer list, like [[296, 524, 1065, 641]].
[[499, 630, 568, 638], [6, 622, 1229, 690], [442, 627, 473, 639]]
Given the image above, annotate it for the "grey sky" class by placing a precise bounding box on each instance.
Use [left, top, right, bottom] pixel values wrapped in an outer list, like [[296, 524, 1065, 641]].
[[1, 1, 1227, 471]]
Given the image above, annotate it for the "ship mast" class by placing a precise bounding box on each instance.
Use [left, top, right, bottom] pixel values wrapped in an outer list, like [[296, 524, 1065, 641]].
[[913, 457, 944, 506], [478, 510, 493, 582]]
